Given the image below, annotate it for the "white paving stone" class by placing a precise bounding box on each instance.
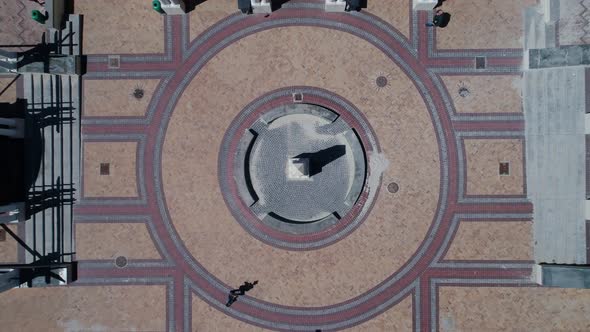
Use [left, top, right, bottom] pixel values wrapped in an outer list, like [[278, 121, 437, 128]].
[[525, 67, 587, 264]]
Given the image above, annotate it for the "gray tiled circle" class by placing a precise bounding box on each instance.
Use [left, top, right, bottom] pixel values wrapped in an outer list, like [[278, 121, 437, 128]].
[[219, 89, 380, 249]]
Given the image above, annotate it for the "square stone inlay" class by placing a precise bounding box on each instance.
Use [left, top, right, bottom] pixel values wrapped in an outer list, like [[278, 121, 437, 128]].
[[100, 163, 110, 176], [84, 141, 138, 198], [108, 55, 121, 69], [475, 56, 486, 69], [0, 229, 5, 242], [287, 157, 310, 180], [499, 162, 510, 176], [292, 92, 304, 103], [465, 139, 523, 195]]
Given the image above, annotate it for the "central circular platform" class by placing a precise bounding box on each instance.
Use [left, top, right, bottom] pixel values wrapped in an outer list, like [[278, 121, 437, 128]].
[[240, 104, 366, 233], [218, 88, 383, 250]]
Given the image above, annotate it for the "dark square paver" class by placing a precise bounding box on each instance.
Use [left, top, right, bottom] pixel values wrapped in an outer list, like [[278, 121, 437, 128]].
[[100, 163, 110, 175]]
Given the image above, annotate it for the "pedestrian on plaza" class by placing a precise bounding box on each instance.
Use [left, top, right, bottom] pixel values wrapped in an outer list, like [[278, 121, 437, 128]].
[[230, 280, 258, 296], [425, 9, 451, 28], [433, 0, 446, 9], [225, 294, 238, 307]]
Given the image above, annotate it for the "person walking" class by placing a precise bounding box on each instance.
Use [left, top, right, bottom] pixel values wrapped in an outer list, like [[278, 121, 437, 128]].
[[426, 9, 451, 28], [225, 294, 238, 307], [230, 280, 258, 296], [226, 281, 258, 307]]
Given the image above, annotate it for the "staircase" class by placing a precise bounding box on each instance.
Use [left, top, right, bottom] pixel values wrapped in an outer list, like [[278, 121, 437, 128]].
[[523, 2, 557, 50], [524, 67, 587, 265], [0, 50, 19, 74], [22, 73, 80, 264], [21, 15, 82, 266], [524, 0, 589, 266]]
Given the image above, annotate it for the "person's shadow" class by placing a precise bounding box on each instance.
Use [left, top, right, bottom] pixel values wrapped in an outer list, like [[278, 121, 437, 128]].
[[294, 145, 346, 177]]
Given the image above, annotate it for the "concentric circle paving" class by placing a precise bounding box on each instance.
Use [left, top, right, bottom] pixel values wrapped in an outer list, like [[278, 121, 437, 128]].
[[153, 7, 455, 328], [220, 91, 381, 248], [232, 103, 368, 232], [250, 107, 365, 224], [70, 1, 538, 331], [160, 25, 443, 310]]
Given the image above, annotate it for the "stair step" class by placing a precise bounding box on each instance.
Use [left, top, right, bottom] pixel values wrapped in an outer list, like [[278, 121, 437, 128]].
[[525, 67, 588, 264], [545, 22, 557, 48], [523, 1, 558, 51], [23, 72, 79, 264]]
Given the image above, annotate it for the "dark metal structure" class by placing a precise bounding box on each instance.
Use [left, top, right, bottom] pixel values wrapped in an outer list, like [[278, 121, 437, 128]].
[[0, 9, 81, 293]]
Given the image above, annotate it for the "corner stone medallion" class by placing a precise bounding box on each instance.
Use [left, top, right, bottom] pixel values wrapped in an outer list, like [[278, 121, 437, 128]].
[[219, 88, 382, 250]]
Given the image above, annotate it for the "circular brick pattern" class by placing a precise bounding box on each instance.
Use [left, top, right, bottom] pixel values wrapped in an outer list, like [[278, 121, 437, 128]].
[[219, 88, 380, 249], [240, 104, 367, 233], [150, 7, 455, 331]]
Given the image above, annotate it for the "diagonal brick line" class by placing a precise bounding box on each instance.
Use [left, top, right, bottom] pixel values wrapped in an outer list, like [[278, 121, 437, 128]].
[[15, 0, 26, 44]]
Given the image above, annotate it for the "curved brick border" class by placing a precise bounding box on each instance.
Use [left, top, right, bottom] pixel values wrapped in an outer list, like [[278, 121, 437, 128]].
[[218, 87, 381, 250], [145, 6, 459, 331], [71, 4, 540, 331]]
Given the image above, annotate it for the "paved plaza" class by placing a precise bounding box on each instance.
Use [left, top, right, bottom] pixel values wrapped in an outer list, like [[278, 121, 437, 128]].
[[1, 0, 590, 331]]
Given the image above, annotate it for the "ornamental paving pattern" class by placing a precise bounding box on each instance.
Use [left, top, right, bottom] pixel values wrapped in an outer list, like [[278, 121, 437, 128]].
[[2, 0, 590, 331]]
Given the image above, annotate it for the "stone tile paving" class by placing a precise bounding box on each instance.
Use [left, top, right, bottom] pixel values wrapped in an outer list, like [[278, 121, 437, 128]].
[[0, 75, 19, 104], [83, 78, 161, 117], [82, 141, 139, 198], [0, 285, 167, 331], [75, 223, 162, 260], [439, 287, 590, 332], [444, 221, 533, 261], [0, 224, 19, 263], [558, 0, 590, 46], [441, 75, 523, 114], [435, 0, 537, 50], [464, 138, 524, 196], [1, 0, 590, 331], [75, 0, 165, 54], [0, 0, 47, 51]]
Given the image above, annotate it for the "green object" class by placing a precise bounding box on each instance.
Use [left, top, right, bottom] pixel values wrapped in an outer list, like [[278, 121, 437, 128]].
[[152, 0, 164, 13], [31, 9, 47, 24]]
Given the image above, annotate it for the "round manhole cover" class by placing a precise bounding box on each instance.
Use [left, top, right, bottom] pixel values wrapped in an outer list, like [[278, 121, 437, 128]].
[[115, 256, 128, 268], [387, 182, 399, 193], [132, 87, 145, 100], [376, 76, 388, 88], [458, 86, 470, 98]]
